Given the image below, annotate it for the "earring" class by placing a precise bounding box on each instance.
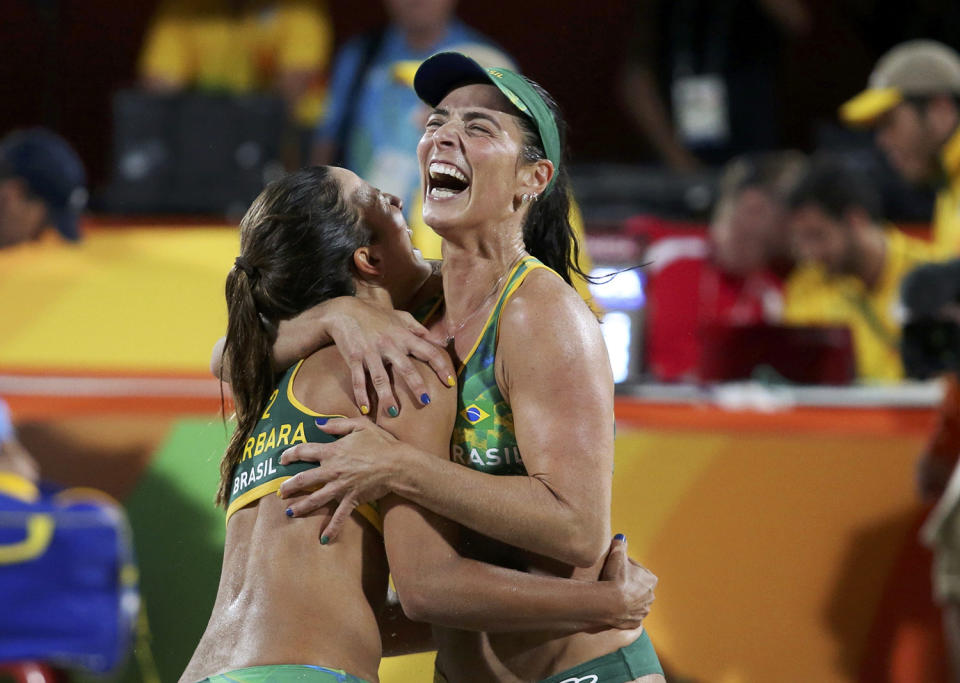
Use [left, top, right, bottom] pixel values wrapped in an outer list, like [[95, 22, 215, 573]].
[[520, 193, 531, 204]]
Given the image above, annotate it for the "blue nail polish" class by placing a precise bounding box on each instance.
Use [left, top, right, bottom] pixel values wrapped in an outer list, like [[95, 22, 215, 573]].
[[388, 405, 399, 417], [285, 508, 294, 518], [320, 535, 329, 545], [315, 417, 328, 427], [614, 533, 626, 542], [420, 393, 431, 405]]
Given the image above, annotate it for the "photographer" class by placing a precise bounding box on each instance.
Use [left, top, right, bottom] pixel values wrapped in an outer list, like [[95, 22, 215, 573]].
[[902, 259, 960, 678]]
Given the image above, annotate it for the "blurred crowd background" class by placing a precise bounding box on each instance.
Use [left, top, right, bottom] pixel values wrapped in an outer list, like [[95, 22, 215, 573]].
[[6, 0, 960, 386], [5, 0, 960, 682]]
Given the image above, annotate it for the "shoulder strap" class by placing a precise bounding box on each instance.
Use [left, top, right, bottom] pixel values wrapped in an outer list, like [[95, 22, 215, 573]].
[[334, 27, 387, 165]]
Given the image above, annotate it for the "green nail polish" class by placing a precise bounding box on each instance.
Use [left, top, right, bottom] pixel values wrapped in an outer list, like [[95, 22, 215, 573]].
[[320, 535, 329, 545], [388, 405, 399, 417]]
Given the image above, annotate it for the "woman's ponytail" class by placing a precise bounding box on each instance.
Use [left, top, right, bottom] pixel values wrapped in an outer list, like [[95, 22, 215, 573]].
[[217, 266, 276, 506]]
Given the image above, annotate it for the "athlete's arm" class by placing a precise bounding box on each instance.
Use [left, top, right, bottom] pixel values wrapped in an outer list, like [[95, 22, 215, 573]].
[[378, 590, 435, 656], [210, 293, 454, 412], [281, 275, 614, 567], [385, 499, 654, 633], [375, 365, 655, 633]]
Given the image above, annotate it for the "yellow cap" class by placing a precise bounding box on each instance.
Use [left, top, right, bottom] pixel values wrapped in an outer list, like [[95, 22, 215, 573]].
[[840, 40, 960, 127], [840, 87, 903, 126]]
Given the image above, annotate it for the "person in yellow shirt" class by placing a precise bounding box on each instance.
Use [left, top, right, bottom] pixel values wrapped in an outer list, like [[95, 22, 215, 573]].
[[840, 40, 960, 257], [783, 158, 938, 382], [139, 0, 333, 161]]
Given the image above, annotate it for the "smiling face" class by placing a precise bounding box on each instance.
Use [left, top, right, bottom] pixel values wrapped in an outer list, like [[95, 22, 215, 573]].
[[329, 167, 431, 308], [417, 83, 538, 235]]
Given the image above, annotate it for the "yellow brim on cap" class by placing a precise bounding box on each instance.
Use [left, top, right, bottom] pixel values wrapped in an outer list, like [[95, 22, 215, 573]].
[[392, 60, 422, 88], [839, 87, 903, 126]]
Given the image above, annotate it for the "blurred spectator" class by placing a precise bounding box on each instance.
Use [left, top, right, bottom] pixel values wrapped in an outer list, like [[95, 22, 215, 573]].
[[783, 157, 938, 382], [840, 39, 960, 256], [139, 0, 333, 164], [619, 0, 809, 171], [0, 128, 87, 249], [643, 151, 805, 382], [312, 0, 512, 222]]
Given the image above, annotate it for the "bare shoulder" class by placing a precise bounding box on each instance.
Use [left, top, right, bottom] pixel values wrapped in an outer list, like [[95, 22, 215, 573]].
[[387, 360, 457, 422], [292, 346, 360, 417], [376, 360, 456, 455], [499, 268, 604, 353]]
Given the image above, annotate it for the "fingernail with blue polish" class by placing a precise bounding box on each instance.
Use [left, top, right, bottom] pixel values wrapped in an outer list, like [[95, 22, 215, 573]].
[[420, 393, 431, 405], [614, 533, 626, 542], [320, 535, 329, 545], [388, 405, 399, 418], [285, 508, 294, 518], [315, 417, 328, 427]]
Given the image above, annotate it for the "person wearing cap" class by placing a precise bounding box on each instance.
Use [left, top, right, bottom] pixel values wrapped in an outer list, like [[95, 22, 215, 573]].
[[280, 52, 665, 683], [841, 39, 960, 257], [388, 46, 597, 310], [782, 156, 938, 382], [0, 128, 87, 249]]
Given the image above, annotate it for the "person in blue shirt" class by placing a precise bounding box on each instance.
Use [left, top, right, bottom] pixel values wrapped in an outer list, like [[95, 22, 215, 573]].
[[312, 0, 513, 223]]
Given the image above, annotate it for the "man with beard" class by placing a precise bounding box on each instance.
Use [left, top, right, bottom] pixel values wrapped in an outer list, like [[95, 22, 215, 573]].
[[782, 157, 938, 381], [841, 40, 960, 257]]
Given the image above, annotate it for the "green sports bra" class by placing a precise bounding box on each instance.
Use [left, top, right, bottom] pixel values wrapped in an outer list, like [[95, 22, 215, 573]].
[[450, 255, 554, 475], [225, 360, 381, 532]]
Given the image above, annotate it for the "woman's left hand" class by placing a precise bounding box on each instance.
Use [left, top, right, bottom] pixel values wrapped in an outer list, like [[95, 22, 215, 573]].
[[599, 535, 657, 629], [279, 418, 402, 541]]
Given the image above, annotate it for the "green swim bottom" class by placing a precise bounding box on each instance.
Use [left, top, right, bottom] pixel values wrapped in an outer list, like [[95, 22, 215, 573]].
[[197, 664, 371, 683], [434, 631, 664, 683], [539, 630, 664, 683]]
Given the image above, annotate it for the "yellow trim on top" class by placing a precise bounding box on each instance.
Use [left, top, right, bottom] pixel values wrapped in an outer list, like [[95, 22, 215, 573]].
[[493, 261, 556, 345], [419, 295, 444, 327], [226, 476, 289, 523], [225, 474, 383, 534], [456, 255, 538, 376], [286, 359, 348, 420], [355, 502, 383, 535]]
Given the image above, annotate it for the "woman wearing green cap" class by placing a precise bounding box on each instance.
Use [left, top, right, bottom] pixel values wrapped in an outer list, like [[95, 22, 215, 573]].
[[277, 52, 664, 682]]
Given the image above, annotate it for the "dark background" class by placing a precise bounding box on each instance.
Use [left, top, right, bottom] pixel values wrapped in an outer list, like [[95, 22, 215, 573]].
[[0, 0, 930, 192]]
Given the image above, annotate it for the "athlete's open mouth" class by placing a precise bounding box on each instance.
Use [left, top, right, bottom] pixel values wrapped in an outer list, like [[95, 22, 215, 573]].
[[427, 161, 470, 200]]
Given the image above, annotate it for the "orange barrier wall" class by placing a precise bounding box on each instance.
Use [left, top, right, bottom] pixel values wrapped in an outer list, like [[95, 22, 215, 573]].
[[611, 402, 944, 682]]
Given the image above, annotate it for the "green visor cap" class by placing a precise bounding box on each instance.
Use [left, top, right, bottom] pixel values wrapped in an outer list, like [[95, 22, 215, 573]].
[[414, 51, 561, 193]]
